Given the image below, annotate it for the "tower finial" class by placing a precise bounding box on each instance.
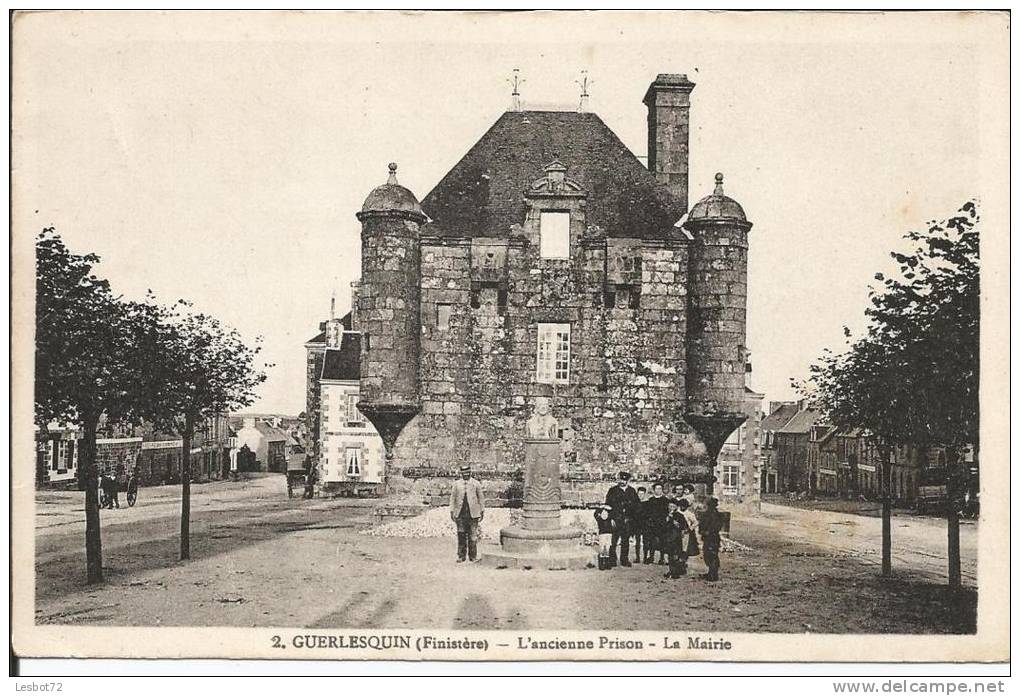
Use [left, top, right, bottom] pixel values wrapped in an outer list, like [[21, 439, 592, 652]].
[[576, 70, 593, 112], [387, 162, 399, 185], [508, 68, 524, 112], [330, 286, 336, 321], [714, 172, 725, 196]]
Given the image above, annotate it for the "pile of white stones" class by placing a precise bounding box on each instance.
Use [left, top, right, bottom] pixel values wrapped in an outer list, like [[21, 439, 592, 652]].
[[363, 506, 599, 542]]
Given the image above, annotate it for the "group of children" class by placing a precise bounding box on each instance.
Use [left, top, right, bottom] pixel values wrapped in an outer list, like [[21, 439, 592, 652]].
[[594, 476, 724, 581]]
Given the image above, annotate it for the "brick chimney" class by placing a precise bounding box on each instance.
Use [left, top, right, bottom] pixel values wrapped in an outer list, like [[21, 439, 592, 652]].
[[643, 73, 695, 212]]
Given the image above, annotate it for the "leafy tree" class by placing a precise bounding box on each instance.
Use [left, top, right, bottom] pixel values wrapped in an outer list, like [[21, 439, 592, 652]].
[[804, 202, 979, 586], [35, 229, 153, 583], [143, 302, 267, 560]]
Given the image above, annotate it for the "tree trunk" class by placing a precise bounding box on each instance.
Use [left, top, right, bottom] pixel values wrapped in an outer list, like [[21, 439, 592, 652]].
[[946, 446, 962, 588], [880, 443, 892, 578], [180, 415, 194, 561], [81, 416, 103, 584]]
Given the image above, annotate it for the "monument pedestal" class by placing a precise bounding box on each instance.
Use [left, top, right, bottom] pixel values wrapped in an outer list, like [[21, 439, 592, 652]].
[[480, 438, 591, 570]]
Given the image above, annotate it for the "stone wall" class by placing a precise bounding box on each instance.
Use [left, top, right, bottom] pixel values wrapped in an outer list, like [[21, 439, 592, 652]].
[[95, 438, 143, 478], [305, 345, 324, 459], [684, 222, 749, 417], [384, 205, 706, 492], [357, 215, 421, 411]]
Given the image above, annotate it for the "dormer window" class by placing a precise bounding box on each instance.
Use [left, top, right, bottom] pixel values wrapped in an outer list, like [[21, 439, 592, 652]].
[[540, 211, 570, 259]]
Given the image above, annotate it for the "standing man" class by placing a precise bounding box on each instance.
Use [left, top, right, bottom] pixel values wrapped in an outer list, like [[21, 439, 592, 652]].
[[700, 497, 724, 581], [449, 464, 485, 563], [605, 471, 640, 567], [113, 463, 126, 509]]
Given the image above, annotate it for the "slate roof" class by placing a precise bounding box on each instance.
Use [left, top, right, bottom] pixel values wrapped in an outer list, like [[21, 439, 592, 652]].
[[812, 424, 839, 444], [777, 407, 823, 435], [321, 332, 361, 381], [761, 402, 801, 432], [306, 311, 353, 344], [253, 422, 289, 442], [421, 111, 686, 240]]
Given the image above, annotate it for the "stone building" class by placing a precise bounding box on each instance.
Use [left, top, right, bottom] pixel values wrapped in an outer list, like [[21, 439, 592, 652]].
[[347, 73, 753, 496], [234, 417, 289, 473], [317, 305, 384, 494], [772, 404, 821, 494], [760, 401, 800, 494], [304, 308, 354, 462], [715, 386, 764, 509]]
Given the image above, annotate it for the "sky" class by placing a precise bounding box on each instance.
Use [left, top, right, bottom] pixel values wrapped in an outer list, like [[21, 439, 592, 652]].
[[13, 11, 1008, 415]]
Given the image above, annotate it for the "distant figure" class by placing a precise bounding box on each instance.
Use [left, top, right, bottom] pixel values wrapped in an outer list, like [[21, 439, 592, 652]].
[[681, 483, 697, 511], [700, 497, 724, 581], [449, 464, 485, 563], [525, 397, 558, 440], [661, 498, 687, 578], [643, 482, 669, 564], [604, 471, 640, 567], [632, 486, 648, 563], [112, 464, 126, 509], [593, 504, 614, 570], [99, 474, 115, 509], [302, 456, 316, 499], [679, 497, 699, 565]]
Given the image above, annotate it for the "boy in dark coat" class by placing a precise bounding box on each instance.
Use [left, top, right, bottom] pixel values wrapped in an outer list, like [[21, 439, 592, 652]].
[[643, 482, 670, 564], [700, 497, 725, 581], [661, 499, 689, 578]]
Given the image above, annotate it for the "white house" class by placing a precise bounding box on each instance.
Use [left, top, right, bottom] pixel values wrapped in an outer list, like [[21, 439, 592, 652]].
[[318, 318, 384, 493]]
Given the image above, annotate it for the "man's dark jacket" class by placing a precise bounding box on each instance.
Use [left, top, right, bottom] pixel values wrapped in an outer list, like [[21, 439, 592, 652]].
[[700, 508, 725, 550], [643, 495, 670, 531], [605, 484, 641, 524]]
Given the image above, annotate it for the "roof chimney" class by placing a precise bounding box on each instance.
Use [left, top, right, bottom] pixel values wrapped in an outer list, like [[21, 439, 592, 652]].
[[643, 73, 695, 213]]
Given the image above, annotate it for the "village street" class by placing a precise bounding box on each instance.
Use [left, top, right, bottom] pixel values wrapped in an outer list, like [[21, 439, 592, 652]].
[[34, 477, 976, 634]]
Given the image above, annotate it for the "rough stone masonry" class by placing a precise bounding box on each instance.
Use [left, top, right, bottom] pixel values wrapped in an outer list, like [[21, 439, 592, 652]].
[[351, 73, 753, 502]]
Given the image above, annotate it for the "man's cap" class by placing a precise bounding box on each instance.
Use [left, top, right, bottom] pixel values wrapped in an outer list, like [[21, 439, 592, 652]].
[[706, 497, 719, 508], [598, 504, 612, 510], [459, 465, 471, 473], [618, 471, 631, 480]]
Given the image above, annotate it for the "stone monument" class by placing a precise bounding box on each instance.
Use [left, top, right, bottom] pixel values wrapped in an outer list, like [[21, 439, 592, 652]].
[[480, 398, 592, 570]]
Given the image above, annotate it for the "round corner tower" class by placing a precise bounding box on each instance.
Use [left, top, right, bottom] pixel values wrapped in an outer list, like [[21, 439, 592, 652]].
[[355, 163, 426, 457], [683, 172, 753, 467]]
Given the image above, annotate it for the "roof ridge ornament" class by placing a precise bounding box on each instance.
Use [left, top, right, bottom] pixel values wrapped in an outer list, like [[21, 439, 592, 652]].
[[576, 70, 593, 112], [387, 162, 399, 185], [714, 172, 725, 196], [508, 68, 524, 112]]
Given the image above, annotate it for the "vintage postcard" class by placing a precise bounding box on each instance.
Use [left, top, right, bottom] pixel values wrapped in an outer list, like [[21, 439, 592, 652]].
[[10, 10, 1010, 663]]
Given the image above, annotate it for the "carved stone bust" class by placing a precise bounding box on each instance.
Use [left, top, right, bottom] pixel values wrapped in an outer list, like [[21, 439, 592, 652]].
[[526, 397, 559, 440]]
